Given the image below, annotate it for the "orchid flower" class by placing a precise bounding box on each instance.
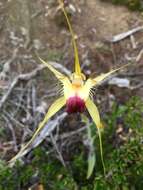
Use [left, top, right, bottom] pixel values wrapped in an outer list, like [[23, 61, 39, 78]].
[[10, 0, 130, 177]]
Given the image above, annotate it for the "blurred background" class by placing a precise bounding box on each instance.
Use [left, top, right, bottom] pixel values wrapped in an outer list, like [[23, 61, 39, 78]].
[[0, 0, 143, 189]]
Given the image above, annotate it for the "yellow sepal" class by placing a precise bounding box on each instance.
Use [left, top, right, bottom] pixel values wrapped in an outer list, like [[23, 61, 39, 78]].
[[10, 96, 66, 163], [39, 57, 66, 82], [92, 63, 131, 86], [58, 0, 81, 75], [85, 98, 105, 175]]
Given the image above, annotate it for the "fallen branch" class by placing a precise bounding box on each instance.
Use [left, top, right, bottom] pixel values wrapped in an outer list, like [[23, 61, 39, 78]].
[[119, 72, 143, 77], [57, 126, 87, 140], [2, 114, 18, 152], [107, 26, 143, 43], [49, 61, 71, 75], [0, 65, 45, 110], [136, 48, 143, 62]]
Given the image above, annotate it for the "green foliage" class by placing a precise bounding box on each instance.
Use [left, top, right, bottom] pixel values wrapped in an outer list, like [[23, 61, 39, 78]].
[[0, 96, 143, 189], [0, 149, 76, 190], [96, 96, 143, 189], [101, 0, 143, 11]]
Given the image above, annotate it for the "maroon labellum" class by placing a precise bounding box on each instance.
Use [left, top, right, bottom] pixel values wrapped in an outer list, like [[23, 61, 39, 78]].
[[66, 96, 85, 114]]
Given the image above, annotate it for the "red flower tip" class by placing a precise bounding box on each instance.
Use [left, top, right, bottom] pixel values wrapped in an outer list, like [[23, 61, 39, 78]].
[[66, 96, 85, 114]]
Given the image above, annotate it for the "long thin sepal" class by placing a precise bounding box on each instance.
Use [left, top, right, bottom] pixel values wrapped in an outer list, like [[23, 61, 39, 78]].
[[10, 96, 66, 163], [93, 63, 131, 86], [39, 57, 66, 81], [85, 98, 106, 175], [58, 0, 81, 75]]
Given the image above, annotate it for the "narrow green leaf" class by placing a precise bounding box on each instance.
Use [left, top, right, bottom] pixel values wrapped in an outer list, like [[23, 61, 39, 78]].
[[87, 149, 96, 179]]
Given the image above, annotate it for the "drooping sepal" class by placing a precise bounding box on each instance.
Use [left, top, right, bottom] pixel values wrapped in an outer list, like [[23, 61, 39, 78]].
[[85, 98, 105, 174], [9, 96, 66, 163]]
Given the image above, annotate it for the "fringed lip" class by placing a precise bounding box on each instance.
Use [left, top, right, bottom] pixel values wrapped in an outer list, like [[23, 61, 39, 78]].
[[66, 96, 85, 114]]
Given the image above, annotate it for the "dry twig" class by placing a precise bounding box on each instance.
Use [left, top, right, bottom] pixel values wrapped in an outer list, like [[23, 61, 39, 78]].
[[107, 26, 143, 43], [0, 65, 45, 110], [10, 112, 67, 162], [0, 61, 70, 111]]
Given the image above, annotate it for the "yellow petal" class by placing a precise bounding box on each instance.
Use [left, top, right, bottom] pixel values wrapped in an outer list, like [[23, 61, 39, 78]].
[[10, 96, 66, 163], [63, 78, 74, 100], [93, 63, 131, 86], [85, 98, 105, 174], [58, 0, 81, 75], [78, 79, 94, 101], [38, 57, 73, 100], [39, 57, 66, 82]]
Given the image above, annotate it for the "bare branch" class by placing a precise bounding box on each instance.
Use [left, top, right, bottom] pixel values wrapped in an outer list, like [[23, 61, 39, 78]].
[[107, 26, 143, 43], [9, 112, 67, 163], [0, 65, 45, 110]]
